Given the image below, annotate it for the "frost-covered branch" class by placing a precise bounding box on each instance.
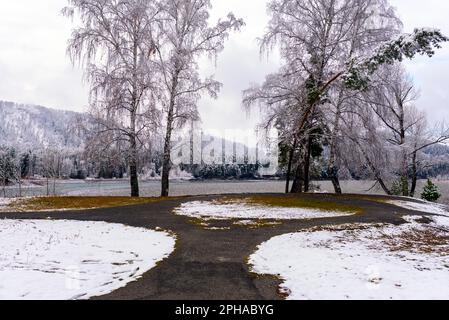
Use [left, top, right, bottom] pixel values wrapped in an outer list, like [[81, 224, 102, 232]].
[[344, 28, 449, 90]]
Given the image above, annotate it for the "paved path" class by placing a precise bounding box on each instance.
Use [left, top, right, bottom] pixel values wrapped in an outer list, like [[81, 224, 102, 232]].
[[1, 193, 427, 300]]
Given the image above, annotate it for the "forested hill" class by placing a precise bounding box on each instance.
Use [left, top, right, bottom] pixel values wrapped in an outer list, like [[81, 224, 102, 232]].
[[424, 143, 449, 156], [1, 99, 448, 179], [0, 100, 85, 151]]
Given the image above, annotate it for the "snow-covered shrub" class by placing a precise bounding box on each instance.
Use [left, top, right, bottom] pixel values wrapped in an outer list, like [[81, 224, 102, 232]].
[[169, 166, 194, 181]]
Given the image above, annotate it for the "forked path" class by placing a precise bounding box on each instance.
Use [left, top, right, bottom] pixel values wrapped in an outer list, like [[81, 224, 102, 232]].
[[1, 194, 427, 300]]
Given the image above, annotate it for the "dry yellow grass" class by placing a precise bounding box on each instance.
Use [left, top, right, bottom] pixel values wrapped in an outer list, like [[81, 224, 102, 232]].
[[9, 196, 173, 212], [215, 195, 363, 214], [8, 194, 364, 214], [379, 227, 449, 255]]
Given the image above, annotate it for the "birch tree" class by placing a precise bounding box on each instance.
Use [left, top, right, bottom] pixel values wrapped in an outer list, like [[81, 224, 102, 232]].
[[156, 0, 244, 197], [41, 148, 63, 196], [359, 65, 420, 196], [341, 96, 396, 194], [408, 122, 449, 197], [246, 0, 399, 192], [347, 64, 449, 196], [245, 0, 447, 194], [64, 0, 161, 197]]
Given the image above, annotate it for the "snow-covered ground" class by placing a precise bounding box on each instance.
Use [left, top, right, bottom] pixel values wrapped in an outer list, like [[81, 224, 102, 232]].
[[174, 200, 356, 220], [0, 198, 13, 212], [249, 215, 449, 300], [387, 199, 449, 216], [0, 198, 12, 206], [0, 220, 176, 300]]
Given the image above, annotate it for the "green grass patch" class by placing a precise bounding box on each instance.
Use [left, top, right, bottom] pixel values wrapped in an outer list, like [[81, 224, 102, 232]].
[[10, 196, 172, 212]]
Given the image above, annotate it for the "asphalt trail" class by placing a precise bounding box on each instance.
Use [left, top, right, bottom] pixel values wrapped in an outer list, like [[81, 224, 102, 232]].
[[1, 193, 429, 300]]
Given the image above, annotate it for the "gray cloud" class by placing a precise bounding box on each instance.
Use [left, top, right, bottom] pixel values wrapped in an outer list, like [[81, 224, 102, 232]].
[[391, 0, 449, 125], [0, 0, 447, 133], [0, 1, 88, 110]]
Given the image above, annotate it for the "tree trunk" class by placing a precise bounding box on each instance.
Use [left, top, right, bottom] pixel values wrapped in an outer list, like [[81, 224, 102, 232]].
[[328, 105, 342, 194], [161, 95, 177, 197], [353, 138, 392, 195], [304, 136, 312, 193], [400, 147, 409, 197], [161, 65, 181, 197], [18, 179, 22, 198], [410, 151, 418, 197], [128, 34, 140, 198], [329, 169, 342, 194], [129, 133, 139, 197], [375, 176, 391, 196], [128, 100, 139, 197], [398, 107, 409, 197], [161, 124, 173, 197], [285, 138, 297, 194], [190, 120, 195, 166], [291, 162, 304, 193]]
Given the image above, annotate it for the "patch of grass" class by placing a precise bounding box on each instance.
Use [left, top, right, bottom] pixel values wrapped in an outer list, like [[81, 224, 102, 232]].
[[215, 195, 363, 214], [10, 196, 173, 212], [187, 218, 212, 228], [187, 214, 283, 230], [307, 222, 385, 233], [233, 220, 283, 229], [379, 227, 449, 255], [187, 216, 283, 230]]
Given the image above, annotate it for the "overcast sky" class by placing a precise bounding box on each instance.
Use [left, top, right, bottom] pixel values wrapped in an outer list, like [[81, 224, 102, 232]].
[[0, 0, 448, 136]]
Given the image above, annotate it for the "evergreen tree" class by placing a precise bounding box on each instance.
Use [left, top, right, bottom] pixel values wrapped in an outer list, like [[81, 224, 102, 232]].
[[421, 179, 441, 202]]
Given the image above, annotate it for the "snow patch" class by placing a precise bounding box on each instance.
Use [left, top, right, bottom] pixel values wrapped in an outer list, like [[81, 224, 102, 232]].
[[249, 216, 449, 300], [0, 220, 176, 300], [169, 167, 194, 181], [0, 198, 12, 206], [0, 198, 13, 211], [387, 199, 449, 216], [140, 165, 194, 181], [174, 201, 356, 220]]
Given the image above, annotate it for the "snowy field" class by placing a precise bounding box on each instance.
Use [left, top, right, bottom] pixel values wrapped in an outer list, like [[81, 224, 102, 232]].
[[2, 179, 449, 205], [174, 200, 356, 220], [0, 220, 176, 300], [249, 200, 449, 300]]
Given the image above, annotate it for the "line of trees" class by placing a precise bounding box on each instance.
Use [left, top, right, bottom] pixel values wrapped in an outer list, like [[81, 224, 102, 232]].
[[20, 0, 442, 198], [243, 0, 448, 197], [0, 146, 91, 196], [0, 147, 21, 197], [64, 0, 243, 197]]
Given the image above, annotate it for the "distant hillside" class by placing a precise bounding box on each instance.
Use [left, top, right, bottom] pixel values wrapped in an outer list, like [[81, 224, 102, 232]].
[[424, 143, 449, 156], [0, 100, 86, 151], [0, 100, 265, 161]]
